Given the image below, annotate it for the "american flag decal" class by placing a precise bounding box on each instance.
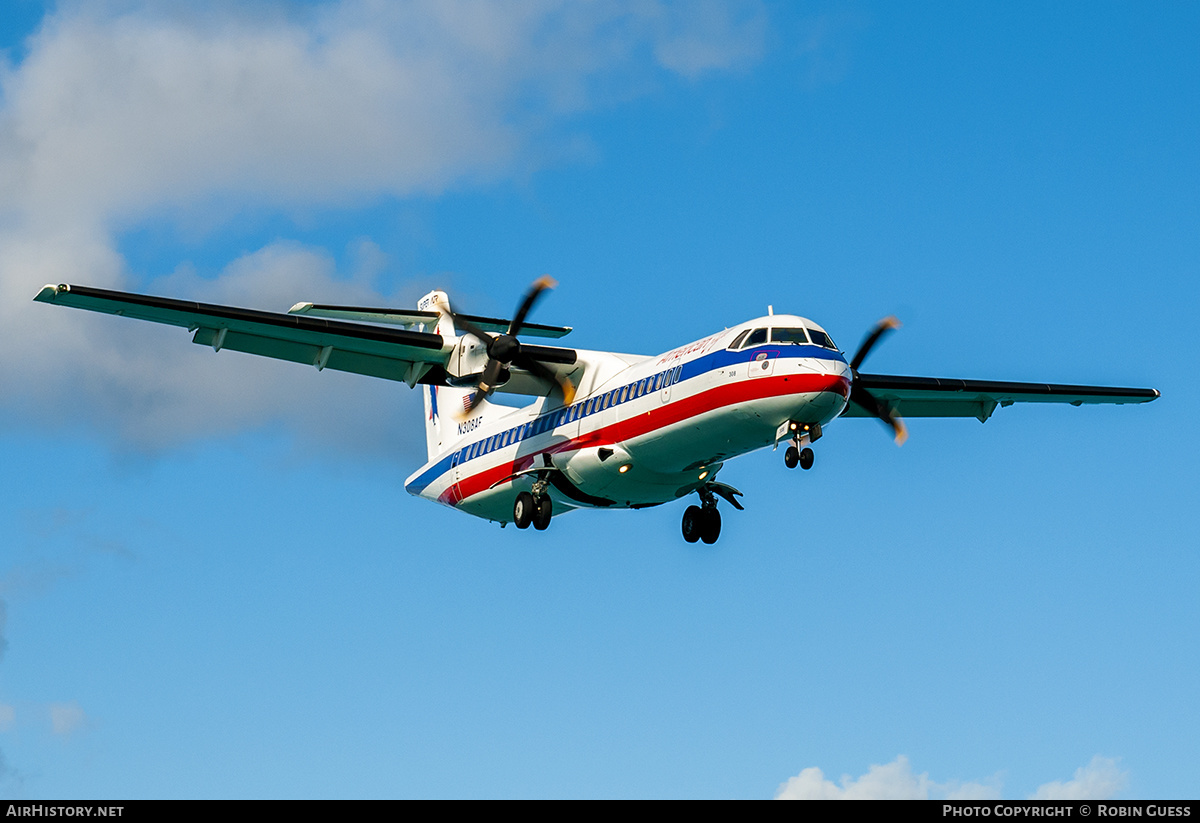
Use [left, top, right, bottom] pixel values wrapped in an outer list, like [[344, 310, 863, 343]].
[[462, 393, 475, 411]]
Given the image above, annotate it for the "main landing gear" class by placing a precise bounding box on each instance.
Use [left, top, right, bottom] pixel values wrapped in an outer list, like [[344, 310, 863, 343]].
[[783, 421, 821, 471], [682, 503, 721, 544], [513, 491, 552, 530], [681, 483, 743, 545], [514, 472, 553, 531]]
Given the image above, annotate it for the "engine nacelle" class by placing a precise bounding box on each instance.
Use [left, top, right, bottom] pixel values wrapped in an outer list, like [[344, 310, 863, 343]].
[[446, 335, 495, 384]]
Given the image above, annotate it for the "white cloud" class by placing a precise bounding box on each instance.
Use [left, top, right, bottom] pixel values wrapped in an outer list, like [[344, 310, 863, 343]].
[[1029, 756, 1128, 801], [48, 701, 87, 737], [776, 755, 1127, 800], [0, 0, 764, 454], [775, 755, 1000, 800]]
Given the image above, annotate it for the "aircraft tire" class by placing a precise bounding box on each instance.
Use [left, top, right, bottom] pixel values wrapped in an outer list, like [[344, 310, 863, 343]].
[[799, 447, 814, 470], [700, 507, 721, 544], [514, 491, 535, 529], [784, 445, 799, 469], [533, 496, 552, 530], [682, 505, 703, 543]]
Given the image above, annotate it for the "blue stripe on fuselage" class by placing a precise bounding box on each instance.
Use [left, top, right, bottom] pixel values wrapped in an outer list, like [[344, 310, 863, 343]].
[[674, 344, 845, 381]]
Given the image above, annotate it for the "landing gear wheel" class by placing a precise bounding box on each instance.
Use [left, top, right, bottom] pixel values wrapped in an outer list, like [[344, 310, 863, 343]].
[[784, 445, 799, 469], [682, 505, 703, 543], [700, 507, 721, 544], [799, 447, 814, 470], [514, 491, 535, 529], [533, 495, 552, 530]]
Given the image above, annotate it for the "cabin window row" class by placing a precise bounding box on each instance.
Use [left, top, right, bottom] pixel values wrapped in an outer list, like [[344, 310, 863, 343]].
[[458, 364, 685, 462]]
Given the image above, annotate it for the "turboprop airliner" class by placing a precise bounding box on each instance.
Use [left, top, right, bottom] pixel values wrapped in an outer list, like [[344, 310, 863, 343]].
[[34, 278, 1159, 543]]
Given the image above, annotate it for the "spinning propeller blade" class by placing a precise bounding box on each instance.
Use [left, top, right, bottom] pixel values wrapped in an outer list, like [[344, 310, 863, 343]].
[[848, 316, 907, 445], [453, 277, 574, 411]]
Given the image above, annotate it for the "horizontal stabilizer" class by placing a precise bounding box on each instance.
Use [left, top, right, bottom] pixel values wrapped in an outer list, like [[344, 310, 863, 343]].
[[288, 303, 572, 338]]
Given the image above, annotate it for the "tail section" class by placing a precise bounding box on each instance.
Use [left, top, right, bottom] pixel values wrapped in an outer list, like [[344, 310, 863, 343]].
[[418, 290, 476, 460]]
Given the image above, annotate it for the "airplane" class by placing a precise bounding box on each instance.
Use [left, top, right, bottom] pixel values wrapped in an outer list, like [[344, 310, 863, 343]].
[[34, 278, 1159, 543]]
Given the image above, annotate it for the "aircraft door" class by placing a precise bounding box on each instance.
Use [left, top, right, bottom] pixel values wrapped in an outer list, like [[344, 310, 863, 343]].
[[446, 449, 464, 506], [748, 350, 778, 379], [659, 365, 681, 404]]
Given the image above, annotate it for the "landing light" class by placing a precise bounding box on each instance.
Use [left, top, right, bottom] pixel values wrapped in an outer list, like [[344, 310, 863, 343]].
[[698, 470, 708, 481], [619, 464, 631, 474]]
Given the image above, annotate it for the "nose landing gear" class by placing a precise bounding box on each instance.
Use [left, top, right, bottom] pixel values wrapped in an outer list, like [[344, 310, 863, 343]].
[[782, 421, 820, 470], [784, 445, 814, 470]]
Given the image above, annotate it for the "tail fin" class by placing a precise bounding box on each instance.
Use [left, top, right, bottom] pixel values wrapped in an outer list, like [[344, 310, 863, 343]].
[[418, 290, 476, 460]]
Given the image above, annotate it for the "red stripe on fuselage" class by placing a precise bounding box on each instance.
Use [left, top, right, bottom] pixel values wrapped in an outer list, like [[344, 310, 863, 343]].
[[437, 371, 849, 506]]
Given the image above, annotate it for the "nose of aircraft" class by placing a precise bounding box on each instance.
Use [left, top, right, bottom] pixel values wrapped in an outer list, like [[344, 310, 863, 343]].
[[828, 358, 852, 397]]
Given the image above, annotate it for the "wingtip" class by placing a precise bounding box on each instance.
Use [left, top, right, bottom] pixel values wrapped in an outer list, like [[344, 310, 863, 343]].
[[34, 283, 67, 302]]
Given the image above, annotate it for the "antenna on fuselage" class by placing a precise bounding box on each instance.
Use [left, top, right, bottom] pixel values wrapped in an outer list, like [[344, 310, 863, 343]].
[[768, 305, 774, 315]]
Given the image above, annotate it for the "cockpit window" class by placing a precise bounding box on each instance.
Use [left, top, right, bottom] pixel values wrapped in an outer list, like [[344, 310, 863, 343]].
[[807, 328, 837, 350], [771, 327, 810, 345], [728, 329, 749, 350], [744, 328, 768, 347]]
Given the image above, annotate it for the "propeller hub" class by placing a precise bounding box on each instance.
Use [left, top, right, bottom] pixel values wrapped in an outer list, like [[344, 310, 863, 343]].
[[489, 334, 520, 363]]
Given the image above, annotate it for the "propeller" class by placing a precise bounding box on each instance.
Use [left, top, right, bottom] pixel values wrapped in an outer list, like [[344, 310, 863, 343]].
[[847, 316, 908, 445], [452, 276, 576, 412]]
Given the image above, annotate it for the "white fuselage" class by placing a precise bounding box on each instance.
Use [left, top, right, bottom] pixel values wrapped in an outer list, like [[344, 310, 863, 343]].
[[404, 315, 851, 523]]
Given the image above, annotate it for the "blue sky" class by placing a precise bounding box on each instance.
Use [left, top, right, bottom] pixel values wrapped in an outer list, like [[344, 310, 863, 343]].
[[1, 0, 1196, 799]]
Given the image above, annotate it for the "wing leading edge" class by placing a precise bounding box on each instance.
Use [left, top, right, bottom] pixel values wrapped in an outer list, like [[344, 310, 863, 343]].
[[843, 373, 1160, 423]]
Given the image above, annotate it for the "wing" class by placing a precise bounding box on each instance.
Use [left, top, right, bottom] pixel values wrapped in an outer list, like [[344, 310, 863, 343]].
[[843, 373, 1160, 423], [35, 283, 458, 387]]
